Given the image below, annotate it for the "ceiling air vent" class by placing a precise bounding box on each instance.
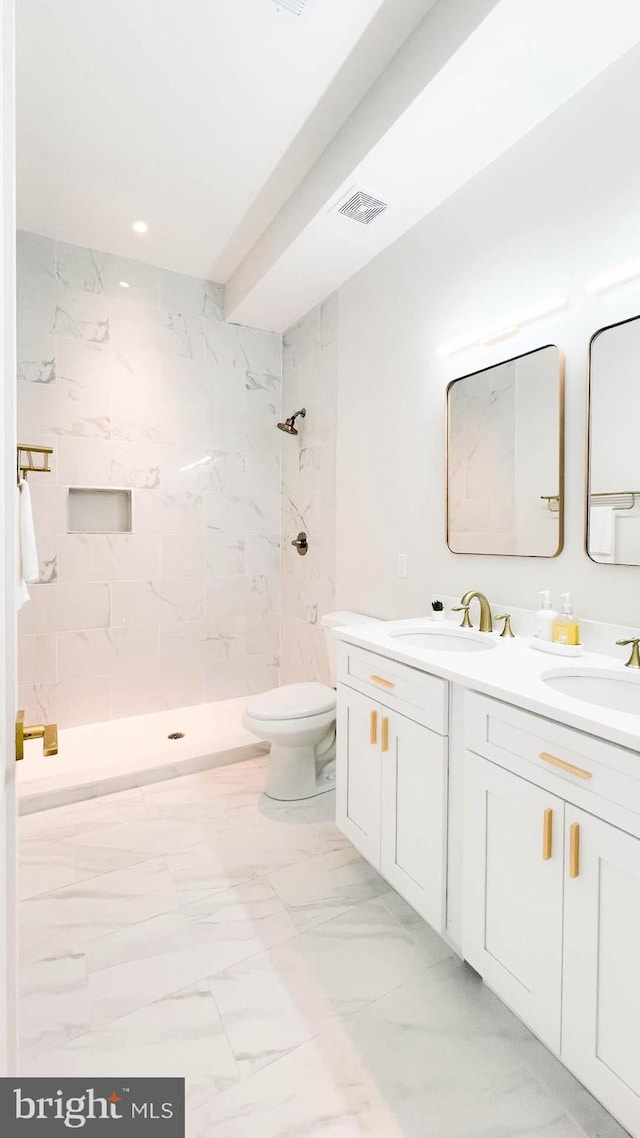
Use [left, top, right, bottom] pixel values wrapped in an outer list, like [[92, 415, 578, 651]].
[[338, 190, 389, 226], [271, 0, 309, 14]]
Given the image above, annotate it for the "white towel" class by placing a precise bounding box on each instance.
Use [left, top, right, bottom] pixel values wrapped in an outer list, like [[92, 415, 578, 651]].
[[589, 505, 615, 556], [17, 478, 39, 609]]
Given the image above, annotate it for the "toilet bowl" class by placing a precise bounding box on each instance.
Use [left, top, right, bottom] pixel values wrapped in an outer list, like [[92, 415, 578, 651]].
[[242, 611, 375, 801]]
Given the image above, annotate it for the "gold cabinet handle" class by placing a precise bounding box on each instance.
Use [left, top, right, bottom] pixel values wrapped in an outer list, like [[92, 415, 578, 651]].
[[16, 709, 58, 762], [542, 807, 553, 860], [370, 710, 378, 745], [370, 674, 395, 689], [381, 716, 389, 753], [569, 822, 580, 878], [539, 752, 592, 781]]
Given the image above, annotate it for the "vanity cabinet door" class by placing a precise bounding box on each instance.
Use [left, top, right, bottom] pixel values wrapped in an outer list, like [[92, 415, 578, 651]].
[[562, 808, 640, 1136], [462, 754, 564, 1052], [336, 685, 382, 868], [381, 713, 447, 932]]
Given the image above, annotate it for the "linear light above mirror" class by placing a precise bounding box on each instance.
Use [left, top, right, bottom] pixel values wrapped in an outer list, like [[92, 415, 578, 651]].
[[437, 297, 568, 356]]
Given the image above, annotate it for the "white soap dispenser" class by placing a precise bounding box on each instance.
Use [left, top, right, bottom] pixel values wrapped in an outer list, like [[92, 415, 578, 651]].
[[534, 590, 557, 641]]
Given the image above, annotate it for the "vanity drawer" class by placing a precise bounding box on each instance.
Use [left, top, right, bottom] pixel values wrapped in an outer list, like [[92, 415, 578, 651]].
[[337, 642, 448, 735], [466, 692, 640, 820]]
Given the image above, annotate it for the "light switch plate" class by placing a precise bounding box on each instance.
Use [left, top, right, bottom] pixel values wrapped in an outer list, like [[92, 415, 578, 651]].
[[397, 553, 408, 578]]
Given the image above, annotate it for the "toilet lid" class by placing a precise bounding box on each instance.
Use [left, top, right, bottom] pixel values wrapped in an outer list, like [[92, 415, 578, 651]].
[[245, 682, 336, 722]]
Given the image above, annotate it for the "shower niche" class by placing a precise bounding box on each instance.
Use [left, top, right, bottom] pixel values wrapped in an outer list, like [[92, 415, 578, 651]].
[[67, 487, 133, 534]]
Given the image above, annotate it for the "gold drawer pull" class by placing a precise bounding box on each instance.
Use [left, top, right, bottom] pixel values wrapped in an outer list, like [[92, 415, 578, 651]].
[[539, 752, 592, 780], [542, 808, 553, 861], [381, 716, 389, 752], [370, 674, 395, 689], [370, 710, 378, 745], [569, 822, 580, 878]]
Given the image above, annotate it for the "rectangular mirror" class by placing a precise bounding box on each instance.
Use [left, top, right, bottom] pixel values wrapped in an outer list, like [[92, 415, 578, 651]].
[[588, 315, 640, 565], [447, 345, 564, 556]]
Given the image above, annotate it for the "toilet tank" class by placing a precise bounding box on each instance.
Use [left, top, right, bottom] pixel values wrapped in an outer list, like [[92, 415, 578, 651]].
[[320, 611, 379, 687]]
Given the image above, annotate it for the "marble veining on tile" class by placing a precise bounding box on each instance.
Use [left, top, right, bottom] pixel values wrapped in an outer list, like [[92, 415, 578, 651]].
[[19, 760, 627, 1138], [17, 231, 284, 727]]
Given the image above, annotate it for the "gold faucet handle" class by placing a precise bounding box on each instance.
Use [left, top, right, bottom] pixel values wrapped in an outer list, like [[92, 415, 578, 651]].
[[42, 723, 59, 757], [616, 638, 640, 669], [495, 613, 515, 638], [16, 710, 59, 761], [452, 604, 473, 629]]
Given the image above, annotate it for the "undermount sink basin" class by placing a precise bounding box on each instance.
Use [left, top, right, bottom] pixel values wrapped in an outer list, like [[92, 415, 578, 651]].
[[388, 626, 496, 653], [543, 669, 640, 715]]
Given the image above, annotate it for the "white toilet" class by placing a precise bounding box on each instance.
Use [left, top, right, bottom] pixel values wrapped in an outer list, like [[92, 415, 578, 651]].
[[242, 611, 374, 801]]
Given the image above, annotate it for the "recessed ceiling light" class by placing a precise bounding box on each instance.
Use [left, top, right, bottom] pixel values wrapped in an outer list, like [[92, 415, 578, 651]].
[[132, 220, 148, 234], [119, 280, 130, 289]]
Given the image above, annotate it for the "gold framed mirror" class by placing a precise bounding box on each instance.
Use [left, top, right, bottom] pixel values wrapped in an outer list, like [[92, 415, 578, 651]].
[[587, 314, 640, 565], [446, 345, 564, 557]]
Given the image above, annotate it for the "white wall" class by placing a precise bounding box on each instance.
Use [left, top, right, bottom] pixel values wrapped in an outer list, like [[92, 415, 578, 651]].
[[336, 45, 640, 627]]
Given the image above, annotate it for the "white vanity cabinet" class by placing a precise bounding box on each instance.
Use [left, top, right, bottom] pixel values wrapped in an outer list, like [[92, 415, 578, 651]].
[[336, 685, 383, 866], [562, 807, 640, 1133], [463, 755, 565, 1050], [463, 692, 640, 1137], [336, 643, 448, 932]]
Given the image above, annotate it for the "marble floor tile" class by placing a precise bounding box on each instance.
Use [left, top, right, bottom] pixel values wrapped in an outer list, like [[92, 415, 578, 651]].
[[18, 759, 625, 1138], [24, 980, 241, 1097], [19, 786, 149, 840], [82, 879, 298, 1016], [193, 813, 336, 885], [267, 845, 389, 931], [187, 1026, 409, 1138], [377, 889, 456, 961], [337, 958, 626, 1138], [165, 840, 255, 904], [20, 856, 180, 965], [20, 951, 91, 1060], [65, 816, 210, 856], [240, 897, 434, 1023], [19, 836, 151, 900]]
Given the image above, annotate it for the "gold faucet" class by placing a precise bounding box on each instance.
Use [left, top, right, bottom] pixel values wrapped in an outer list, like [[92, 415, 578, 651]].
[[616, 637, 640, 669], [458, 591, 493, 633]]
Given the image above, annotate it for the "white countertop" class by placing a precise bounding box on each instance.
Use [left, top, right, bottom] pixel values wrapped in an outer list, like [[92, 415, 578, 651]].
[[335, 618, 640, 753]]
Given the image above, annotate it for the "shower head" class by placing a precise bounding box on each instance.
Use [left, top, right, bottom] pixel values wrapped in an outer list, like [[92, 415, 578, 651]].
[[277, 408, 306, 436]]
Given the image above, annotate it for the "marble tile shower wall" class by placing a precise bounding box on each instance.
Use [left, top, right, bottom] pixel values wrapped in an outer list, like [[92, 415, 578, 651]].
[[281, 298, 337, 686], [17, 231, 283, 728]]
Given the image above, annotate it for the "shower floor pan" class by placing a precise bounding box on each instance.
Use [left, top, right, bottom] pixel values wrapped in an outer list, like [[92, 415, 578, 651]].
[[17, 696, 266, 814]]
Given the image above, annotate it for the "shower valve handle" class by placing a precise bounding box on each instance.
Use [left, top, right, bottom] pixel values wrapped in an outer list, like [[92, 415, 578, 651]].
[[291, 532, 309, 556], [16, 709, 58, 761]]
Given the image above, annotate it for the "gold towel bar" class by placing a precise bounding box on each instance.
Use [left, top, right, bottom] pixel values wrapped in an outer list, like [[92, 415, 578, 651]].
[[17, 443, 53, 484]]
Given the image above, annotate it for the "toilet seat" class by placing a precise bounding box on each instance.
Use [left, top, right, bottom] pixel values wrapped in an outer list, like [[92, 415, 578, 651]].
[[245, 682, 336, 722]]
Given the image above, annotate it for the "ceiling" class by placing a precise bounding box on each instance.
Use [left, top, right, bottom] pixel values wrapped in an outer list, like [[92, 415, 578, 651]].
[[16, 0, 432, 280], [228, 0, 640, 330], [17, 0, 640, 333]]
